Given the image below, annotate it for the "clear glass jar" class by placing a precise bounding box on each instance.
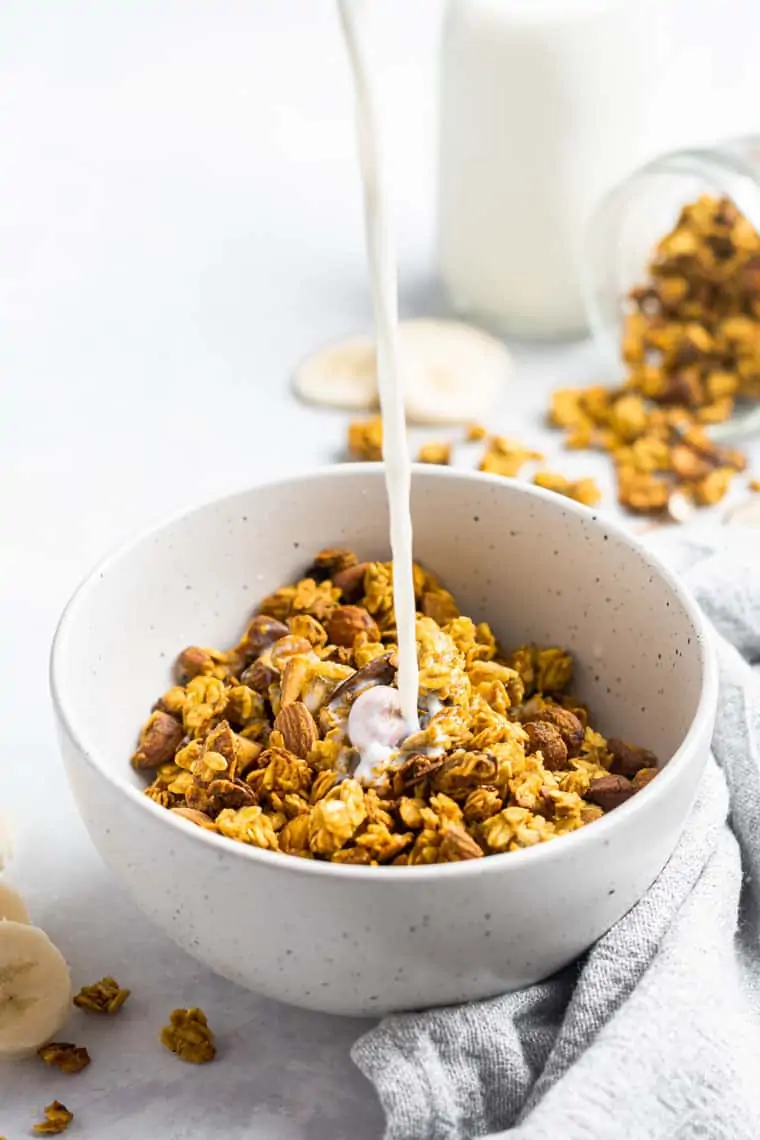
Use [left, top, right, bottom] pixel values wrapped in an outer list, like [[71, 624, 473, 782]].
[[582, 135, 760, 443]]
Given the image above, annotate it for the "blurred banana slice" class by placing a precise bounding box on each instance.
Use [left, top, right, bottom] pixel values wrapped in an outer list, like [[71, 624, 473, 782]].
[[294, 334, 379, 411], [0, 809, 14, 873], [293, 319, 510, 424], [0, 882, 30, 925], [0, 922, 72, 1057], [724, 496, 760, 527]]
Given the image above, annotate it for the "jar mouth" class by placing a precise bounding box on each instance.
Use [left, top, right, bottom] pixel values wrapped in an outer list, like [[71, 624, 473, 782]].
[[581, 139, 760, 376]]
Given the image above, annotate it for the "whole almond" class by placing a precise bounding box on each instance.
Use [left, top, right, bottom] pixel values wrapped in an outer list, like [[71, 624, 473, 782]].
[[326, 605, 380, 648], [274, 702, 319, 758]]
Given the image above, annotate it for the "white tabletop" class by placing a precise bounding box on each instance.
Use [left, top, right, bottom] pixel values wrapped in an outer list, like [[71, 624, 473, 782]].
[[2, 2, 759, 1137]]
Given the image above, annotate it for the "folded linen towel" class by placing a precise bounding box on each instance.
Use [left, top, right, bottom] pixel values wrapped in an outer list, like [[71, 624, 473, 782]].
[[352, 527, 760, 1140]]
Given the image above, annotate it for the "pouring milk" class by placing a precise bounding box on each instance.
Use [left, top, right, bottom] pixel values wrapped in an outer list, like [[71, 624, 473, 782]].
[[336, 0, 421, 778]]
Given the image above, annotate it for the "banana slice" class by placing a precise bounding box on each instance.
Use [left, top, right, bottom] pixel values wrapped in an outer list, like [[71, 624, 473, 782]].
[[293, 334, 380, 411], [293, 319, 510, 424], [725, 496, 760, 527], [399, 320, 510, 425], [0, 809, 14, 872], [0, 883, 30, 925], [0, 922, 72, 1057]]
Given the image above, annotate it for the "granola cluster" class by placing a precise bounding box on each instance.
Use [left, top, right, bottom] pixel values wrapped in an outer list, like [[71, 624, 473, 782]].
[[550, 195, 757, 515], [348, 195, 760, 518], [347, 419, 603, 508], [160, 1008, 216, 1064], [133, 549, 658, 865]]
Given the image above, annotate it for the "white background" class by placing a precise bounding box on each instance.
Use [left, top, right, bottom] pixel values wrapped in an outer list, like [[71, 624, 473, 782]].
[[1, 1, 759, 1136]]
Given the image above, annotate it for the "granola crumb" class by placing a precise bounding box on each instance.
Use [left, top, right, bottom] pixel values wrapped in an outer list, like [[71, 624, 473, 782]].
[[749, 479, 760, 492], [479, 435, 543, 478], [465, 422, 487, 442], [347, 416, 383, 461], [33, 1101, 74, 1135], [73, 976, 131, 1015], [416, 441, 452, 465], [38, 1043, 91, 1075], [160, 1007, 216, 1064], [533, 471, 601, 507]]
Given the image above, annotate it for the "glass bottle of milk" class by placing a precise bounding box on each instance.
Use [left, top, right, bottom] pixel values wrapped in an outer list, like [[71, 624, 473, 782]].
[[437, 0, 700, 341]]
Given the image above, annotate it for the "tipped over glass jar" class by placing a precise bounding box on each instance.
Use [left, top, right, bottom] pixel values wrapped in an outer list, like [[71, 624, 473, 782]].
[[582, 136, 760, 445]]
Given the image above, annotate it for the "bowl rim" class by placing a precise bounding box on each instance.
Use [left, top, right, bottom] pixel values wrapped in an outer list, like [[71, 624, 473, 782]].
[[50, 463, 719, 882]]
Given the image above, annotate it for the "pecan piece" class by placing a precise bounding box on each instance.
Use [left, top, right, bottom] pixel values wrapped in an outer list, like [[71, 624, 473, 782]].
[[391, 752, 447, 796], [131, 711, 184, 770], [273, 702, 319, 758], [333, 561, 370, 602], [524, 721, 568, 771], [240, 658, 278, 694], [586, 774, 635, 812], [326, 653, 395, 708], [523, 706, 584, 758], [207, 777, 258, 811], [607, 738, 659, 779], [326, 605, 380, 648], [307, 548, 358, 580], [240, 614, 289, 657]]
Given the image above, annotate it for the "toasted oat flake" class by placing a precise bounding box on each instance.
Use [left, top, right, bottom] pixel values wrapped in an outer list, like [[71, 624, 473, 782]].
[[160, 1007, 216, 1064], [73, 976, 130, 1015]]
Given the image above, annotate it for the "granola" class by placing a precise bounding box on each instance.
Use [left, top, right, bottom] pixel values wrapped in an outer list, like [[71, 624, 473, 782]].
[[134, 548, 659, 865], [33, 1102, 73, 1135], [38, 1043, 91, 1075], [549, 194, 758, 516], [417, 441, 452, 465], [73, 976, 130, 1015], [347, 416, 383, 461], [160, 1007, 216, 1064]]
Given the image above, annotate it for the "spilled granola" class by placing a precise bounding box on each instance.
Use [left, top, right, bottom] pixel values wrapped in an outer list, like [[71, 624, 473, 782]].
[[549, 194, 756, 515], [160, 1008, 216, 1064], [33, 1102, 73, 1135], [134, 549, 659, 865], [73, 977, 130, 1015], [38, 1043, 91, 1075]]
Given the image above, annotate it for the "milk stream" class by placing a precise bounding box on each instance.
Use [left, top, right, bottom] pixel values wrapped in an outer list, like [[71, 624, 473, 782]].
[[337, 0, 420, 741]]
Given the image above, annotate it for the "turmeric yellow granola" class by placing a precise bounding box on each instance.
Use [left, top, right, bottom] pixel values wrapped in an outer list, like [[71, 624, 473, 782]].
[[549, 195, 755, 515], [134, 549, 659, 865]]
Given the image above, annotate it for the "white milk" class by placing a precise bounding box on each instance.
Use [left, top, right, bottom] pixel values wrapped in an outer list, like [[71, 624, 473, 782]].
[[438, 0, 684, 339], [337, 0, 420, 743]]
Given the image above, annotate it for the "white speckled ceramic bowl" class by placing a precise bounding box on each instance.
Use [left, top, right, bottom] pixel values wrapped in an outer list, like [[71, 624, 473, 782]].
[[51, 466, 717, 1016]]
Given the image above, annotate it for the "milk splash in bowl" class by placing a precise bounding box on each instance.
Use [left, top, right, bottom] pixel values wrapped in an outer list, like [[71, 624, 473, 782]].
[[336, 0, 421, 778]]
